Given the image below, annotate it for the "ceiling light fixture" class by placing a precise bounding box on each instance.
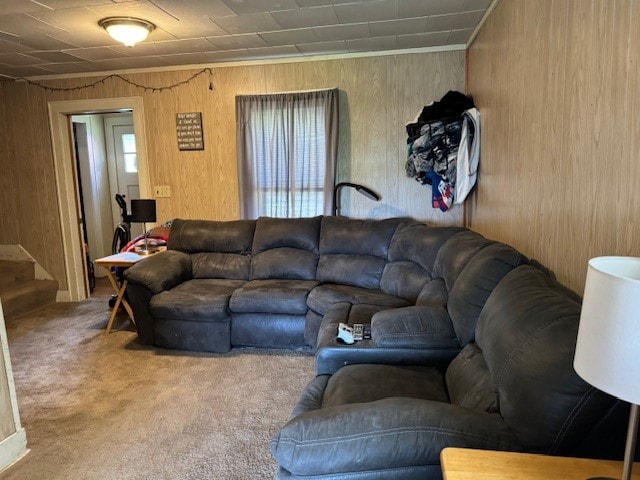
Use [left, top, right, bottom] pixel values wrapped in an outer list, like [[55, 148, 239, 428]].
[[98, 17, 155, 47]]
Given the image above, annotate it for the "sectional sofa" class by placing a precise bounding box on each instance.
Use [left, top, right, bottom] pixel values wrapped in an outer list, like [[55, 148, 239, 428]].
[[124, 216, 629, 479]]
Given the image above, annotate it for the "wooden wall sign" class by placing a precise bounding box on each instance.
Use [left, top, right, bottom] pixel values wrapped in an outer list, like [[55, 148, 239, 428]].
[[176, 112, 204, 150]]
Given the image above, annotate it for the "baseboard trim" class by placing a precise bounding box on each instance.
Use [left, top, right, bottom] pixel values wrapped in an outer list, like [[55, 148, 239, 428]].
[[56, 290, 71, 302], [0, 428, 28, 473]]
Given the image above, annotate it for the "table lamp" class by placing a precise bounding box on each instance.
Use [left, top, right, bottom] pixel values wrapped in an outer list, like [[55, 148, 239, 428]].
[[574, 256, 640, 480], [130, 199, 157, 255]]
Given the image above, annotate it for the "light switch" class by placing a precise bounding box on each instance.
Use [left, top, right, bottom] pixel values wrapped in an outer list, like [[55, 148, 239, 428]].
[[154, 185, 171, 198]]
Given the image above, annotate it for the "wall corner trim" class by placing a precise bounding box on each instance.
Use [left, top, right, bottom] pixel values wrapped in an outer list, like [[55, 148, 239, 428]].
[[0, 429, 27, 474], [466, 0, 501, 49]]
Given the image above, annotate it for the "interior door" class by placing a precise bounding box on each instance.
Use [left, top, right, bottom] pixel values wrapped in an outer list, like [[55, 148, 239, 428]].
[[104, 114, 142, 239]]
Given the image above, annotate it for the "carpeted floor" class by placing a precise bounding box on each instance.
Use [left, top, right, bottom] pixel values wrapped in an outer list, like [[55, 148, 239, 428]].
[[0, 299, 315, 480]]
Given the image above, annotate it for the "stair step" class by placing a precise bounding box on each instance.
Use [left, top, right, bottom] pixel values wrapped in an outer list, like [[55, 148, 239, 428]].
[[0, 259, 35, 287], [0, 279, 58, 320]]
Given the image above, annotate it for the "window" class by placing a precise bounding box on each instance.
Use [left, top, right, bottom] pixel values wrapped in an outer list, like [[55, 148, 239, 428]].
[[236, 89, 338, 219], [121, 133, 137, 173]]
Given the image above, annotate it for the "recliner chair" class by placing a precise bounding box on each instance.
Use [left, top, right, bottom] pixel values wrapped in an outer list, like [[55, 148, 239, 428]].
[[271, 265, 621, 480]]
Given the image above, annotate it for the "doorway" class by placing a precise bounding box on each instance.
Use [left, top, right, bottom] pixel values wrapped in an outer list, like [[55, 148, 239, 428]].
[[71, 112, 143, 296], [48, 97, 151, 302]]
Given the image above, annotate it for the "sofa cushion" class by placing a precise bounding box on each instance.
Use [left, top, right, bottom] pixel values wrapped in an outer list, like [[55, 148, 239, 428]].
[[251, 248, 318, 280], [415, 278, 448, 308], [168, 218, 256, 254], [316, 254, 386, 289], [252, 216, 321, 254], [447, 242, 528, 346], [381, 223, 465, 302], [476, 265, 615, 454], [307, 284, 410, 316], [371, 306, 460, 350], [229, 279, 318, 315], [150, 279, 245, 322], [445, 343, 497, 413], [250, 217, 321, 280], [191, 252, 251, 280], [433, 230, 492, 291], [317, 217, 404, 289], [319, 216, 404, 257], [272, 383, 522, 477], [322, 364, 449, 408]]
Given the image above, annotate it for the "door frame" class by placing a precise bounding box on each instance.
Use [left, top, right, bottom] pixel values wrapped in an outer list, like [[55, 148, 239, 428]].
[[48, 97, 151, 301]]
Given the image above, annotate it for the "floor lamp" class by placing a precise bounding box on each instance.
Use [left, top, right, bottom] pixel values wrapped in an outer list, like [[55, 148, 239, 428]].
[[574, 256, 640, 480], [332, 182, 380, 216], [130, 199, 157, 255]]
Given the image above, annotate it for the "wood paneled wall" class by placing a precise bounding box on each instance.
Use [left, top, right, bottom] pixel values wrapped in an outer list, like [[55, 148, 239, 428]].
[[467, 0, 640, 294], [0, 51, 464, 291]]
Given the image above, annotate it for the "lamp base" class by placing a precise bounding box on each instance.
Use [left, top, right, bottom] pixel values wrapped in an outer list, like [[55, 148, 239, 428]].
[[135, 245, 158, 256]]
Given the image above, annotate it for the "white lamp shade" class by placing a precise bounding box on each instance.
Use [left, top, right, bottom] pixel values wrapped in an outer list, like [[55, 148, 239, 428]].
[[574, 256, 640, 404]]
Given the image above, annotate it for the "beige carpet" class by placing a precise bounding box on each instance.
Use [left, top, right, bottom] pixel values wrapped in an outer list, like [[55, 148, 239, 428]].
[[0, 299, 314, 480]]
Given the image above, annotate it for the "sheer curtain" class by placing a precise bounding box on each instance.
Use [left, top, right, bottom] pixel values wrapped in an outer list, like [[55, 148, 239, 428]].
[[236, 88, 338, 219]]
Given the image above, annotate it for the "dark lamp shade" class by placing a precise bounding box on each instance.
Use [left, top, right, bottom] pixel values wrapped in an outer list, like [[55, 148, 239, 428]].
[[130, 199, 156, 223]]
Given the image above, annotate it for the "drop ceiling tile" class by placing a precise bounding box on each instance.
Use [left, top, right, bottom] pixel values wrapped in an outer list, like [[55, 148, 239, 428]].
[[214, 12, 281, 34], [426, 11, 485, 32], [448, 28, 473, 44], [260, 28, 318, 46], [369, 17, 427, 37], [159, 49, 251, 64], [0, 65, 51, 78], [38, 61, 103, 74], [313, 22, 370, 41], [222, 0, 299, 14], [457, 0, 492, 11], [148, 0, 237, 19], [110, 38, 216, 57], [205, 34, 269, 50], [346, 35, 397, 53], [24, 51, 84, 62], [397, 31, 450, 49], [398, 0, 461, 18], [296, 40, 348, 55], [62, 47, 120, 61], [0, 0, 50, 15], [334, 0, 398, 23], [295, 0, 356, 6], [0, 52, 46, 67], [8, 34, 77, 51], [272, 6, 339, 29], [33, 0, 113, 8], [109, 55, 171, 68], [0, 39, 31, 54], [247, 45, 301, 59], [152, 17, 229, 38]]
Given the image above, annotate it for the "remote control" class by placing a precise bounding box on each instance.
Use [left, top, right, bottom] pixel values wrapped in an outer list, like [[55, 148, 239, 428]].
[[352, 323, 364, 341], [337, 322, 355, 344]]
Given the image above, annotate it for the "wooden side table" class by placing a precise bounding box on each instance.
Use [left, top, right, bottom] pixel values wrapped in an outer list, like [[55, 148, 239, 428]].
[[441, 447, 640, 480], [95, 252, 148, 334]]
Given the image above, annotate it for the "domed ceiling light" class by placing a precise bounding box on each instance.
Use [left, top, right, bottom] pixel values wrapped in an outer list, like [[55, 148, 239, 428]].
[[99, 17, 155, 47]]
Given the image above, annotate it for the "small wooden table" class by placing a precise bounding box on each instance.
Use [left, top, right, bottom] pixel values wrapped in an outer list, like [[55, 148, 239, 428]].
[[441, 447, 640, 480], [95, 252, 148, 334]]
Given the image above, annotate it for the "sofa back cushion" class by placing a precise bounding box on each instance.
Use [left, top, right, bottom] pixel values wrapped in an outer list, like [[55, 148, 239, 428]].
[[317, 217, 404, 289], [447, 243, 528, 345], [380, 222, 465, 302], [168, 218, 256, 280], [476, 265, 615, 454], [250, 216, 321, 280]]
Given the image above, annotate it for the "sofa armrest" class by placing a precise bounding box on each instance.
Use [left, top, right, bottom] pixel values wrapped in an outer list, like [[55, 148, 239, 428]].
[[371, 306, 461, 350], [271, 397, 523, 477], [124, 250, 192, 294]]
